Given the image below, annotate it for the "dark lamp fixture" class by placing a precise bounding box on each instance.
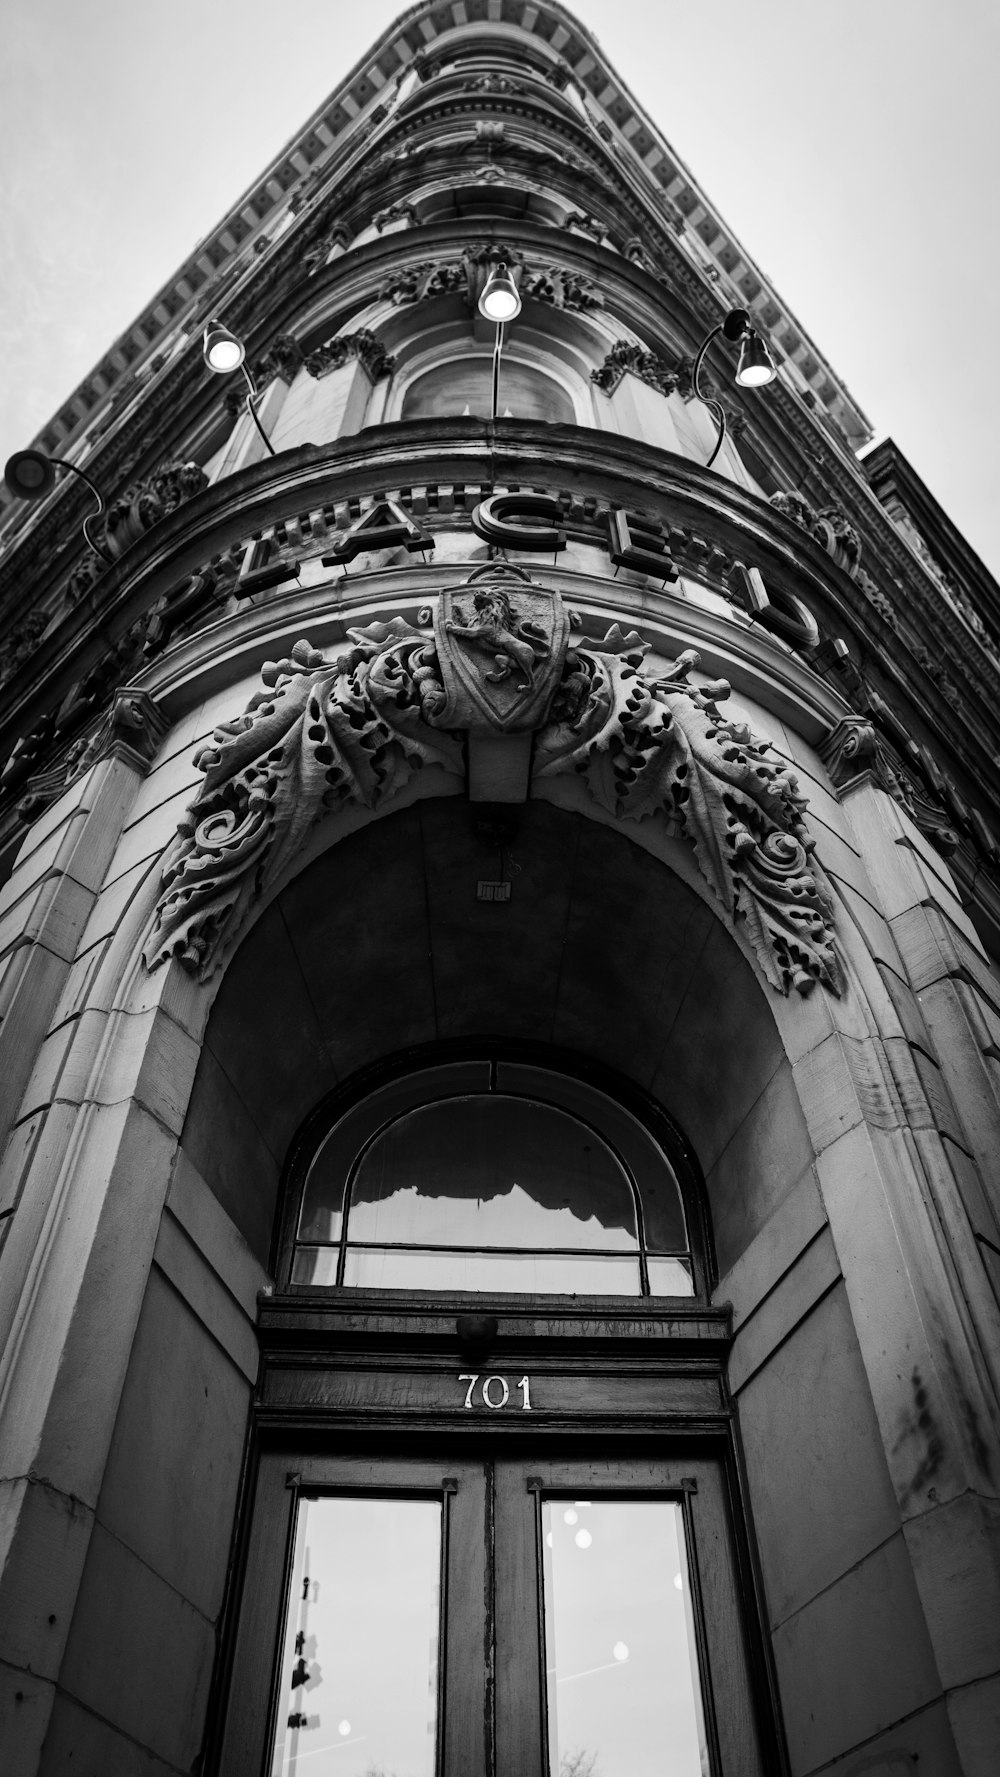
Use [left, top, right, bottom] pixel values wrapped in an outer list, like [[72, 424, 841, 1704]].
[[5, 450, 57, 499], [735, 329, 777, 389], [203, 319, 246, 374], [693, 306, 777, 469], [478, 263, 522, 323], [201, 318, 276, 457], [3, 448, 114, 566]]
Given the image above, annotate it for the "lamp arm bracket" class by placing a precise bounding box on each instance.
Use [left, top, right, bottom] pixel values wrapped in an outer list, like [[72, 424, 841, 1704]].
[[53, 458, 115, 566], [691, 323, 727, 470], [241, 365, 277, 457]]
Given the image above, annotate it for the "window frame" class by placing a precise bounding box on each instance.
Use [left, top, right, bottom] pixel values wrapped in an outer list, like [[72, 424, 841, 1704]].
[[275, 1045, 715, 1301]]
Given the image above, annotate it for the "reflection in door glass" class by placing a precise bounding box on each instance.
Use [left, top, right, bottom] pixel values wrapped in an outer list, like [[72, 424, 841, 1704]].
[[270, 1496, 441, 1777], [542, 1499, 710, 1777]]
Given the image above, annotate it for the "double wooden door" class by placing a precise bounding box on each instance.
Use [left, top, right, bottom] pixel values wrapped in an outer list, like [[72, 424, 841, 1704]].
[[219, 1446, 768, 1777]]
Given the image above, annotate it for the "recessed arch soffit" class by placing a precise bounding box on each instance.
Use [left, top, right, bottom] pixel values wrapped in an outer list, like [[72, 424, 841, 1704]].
[[190, 801, 789, 1198], [144, 561, 845, 1000]]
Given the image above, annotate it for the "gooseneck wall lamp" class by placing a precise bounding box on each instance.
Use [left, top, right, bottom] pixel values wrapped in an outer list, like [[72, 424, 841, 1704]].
[[3, 450, 115, 566], [202, 320, 276, 456], [478, 264, 522, 420], [692, 306, 777, 470]]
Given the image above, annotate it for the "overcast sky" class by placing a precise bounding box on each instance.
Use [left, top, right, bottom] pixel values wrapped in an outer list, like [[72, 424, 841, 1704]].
[[2, 0, 997, 577]]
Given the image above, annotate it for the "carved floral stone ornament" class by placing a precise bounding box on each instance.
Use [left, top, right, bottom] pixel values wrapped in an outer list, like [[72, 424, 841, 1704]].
[[144, 568, 844, 997]]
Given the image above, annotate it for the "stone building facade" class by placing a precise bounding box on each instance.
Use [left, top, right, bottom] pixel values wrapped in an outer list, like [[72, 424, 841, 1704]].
[[1, 4, 999, 1774]]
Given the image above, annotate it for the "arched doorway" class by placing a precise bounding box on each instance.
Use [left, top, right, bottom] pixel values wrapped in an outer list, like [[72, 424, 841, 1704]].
[[185, 798, 794, 1773]]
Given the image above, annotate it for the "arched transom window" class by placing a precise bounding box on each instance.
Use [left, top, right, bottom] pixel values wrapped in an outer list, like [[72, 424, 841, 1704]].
[[288, 1057, 698, 1296], [401, 357, 576, 423]]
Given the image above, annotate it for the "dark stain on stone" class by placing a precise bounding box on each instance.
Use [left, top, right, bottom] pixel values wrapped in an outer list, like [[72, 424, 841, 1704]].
[[892, 1366, 946, 1506], [944, 1337, 995, 1482]]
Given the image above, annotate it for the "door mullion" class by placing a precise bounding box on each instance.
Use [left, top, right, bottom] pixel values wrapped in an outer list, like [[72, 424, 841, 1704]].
[[441, 1463, 491, 1777], [493, 1461, 548, 1777]]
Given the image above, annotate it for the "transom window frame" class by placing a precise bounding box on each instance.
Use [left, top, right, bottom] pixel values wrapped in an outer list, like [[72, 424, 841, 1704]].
[[276, 1044, 715, 1301]]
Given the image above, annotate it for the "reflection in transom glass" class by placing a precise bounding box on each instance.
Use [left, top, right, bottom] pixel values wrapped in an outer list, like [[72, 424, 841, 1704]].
[[543, 1498, 710, 1777], [291, 1060, 695, 1296], [270, 1496, 441, 1777]]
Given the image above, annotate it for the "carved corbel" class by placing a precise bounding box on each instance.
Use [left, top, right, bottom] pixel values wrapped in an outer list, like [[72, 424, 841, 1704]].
[[818, 715, 882, 790], [301, 222, 351, 269], [622, 236, 656, 271], [769, 491, 864, 581], [819, 712, 961, 857], [303, 330, 397, 382], [373, 201, 418, 232], [223, 337, 302, 415], [4, 684, 168, 826], [0, 611, 49, 686], [591, 341, 679, 397], [94, 687, 170, 773], [65, 459, 208, 574]]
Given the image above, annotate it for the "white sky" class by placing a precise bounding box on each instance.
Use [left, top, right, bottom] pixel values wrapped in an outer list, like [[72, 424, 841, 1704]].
[[2, 0, 998, 576]]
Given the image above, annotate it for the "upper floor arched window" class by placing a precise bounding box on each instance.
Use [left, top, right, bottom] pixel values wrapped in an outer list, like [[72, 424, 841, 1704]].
[[284, 1054, 705, 1297], [401, 357, 576, 423]]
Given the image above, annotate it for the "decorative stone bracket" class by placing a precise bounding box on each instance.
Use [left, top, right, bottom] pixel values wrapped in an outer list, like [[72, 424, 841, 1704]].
[[5, 686, 168, 825], [65, 460, 209, 604], [144, 566, 844, 997], [223, 331, 396, 414], [819, 712, 971, 860], [591, 341, 679, 398]]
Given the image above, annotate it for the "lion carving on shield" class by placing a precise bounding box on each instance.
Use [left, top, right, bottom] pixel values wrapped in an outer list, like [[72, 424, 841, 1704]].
[[445, 585, 551, 690]]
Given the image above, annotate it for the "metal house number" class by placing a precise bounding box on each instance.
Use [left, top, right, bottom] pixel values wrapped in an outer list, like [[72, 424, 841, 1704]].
[[459, 1373, 532, 1410]]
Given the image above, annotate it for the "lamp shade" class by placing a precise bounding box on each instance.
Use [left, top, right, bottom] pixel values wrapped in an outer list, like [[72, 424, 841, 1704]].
[[735, 329, 777, 388], [4, 449, 57, 500], [203, 319, 246, 374], [478, 263, 522, 322]]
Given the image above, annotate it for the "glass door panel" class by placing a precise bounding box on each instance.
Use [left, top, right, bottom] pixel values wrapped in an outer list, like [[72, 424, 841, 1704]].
[[542, 1498, 708, 1777], [270, 1495, 442, 1777]]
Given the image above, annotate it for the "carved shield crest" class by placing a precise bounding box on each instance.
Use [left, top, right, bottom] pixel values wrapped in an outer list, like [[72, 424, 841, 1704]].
[[433, 562, 569, 732]]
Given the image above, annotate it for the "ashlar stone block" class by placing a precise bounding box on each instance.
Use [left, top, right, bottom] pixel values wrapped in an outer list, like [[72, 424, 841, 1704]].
[[903, 1492, 1000, 1692], [57, 1522, 214, 1771], [947, 1670, 1000, 1777], [816, 1120, 1000, 1514], [35, 1688, 181, 1777], [842, 778, 979, 945], [771, 1532, 941, 1773], [96, 1266, 251, 1620], [737, 1283, 900, 1627], [808, 1696, 960, 1776], [167, 1147, 271, 1320], [711, 1163, 826, 1329], [727, 1226, 841, 1395], [0, 1474, 94, 1682], [0, 1663, 55, 1777]]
